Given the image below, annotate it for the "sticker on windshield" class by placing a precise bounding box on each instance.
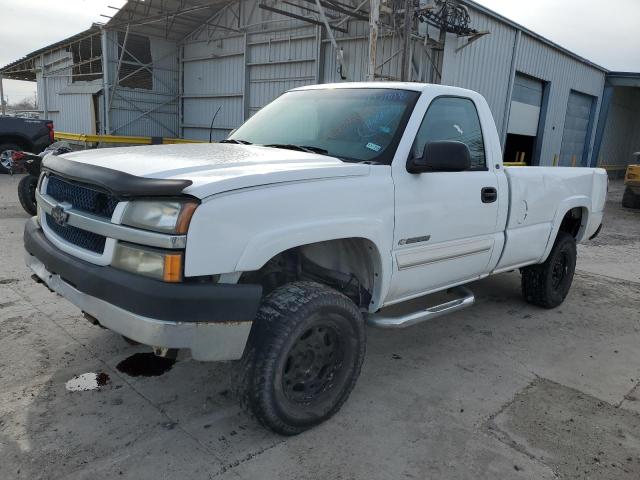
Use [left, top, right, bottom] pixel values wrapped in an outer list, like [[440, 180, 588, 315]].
[[365, 142, 382, 152]]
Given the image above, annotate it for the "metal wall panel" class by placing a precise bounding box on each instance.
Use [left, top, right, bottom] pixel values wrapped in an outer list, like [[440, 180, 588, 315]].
[[440, 12, 517, 133], [246, 26, 318, 116], [515, 33, 605, 166], [598, 87, 640, 166], [323, 20, 437, 84], [441, 6, 606, 166], [182, 2, 321, 140], [107, 32, 180, 137], [182, 34, 245, 140], [180, 0, 437, 139], [36, 50, 99, 134]]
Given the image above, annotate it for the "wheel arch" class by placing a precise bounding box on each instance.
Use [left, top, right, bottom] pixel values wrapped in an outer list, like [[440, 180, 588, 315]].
[[238, 236, 388, 312], [540, 198, 590, 262]]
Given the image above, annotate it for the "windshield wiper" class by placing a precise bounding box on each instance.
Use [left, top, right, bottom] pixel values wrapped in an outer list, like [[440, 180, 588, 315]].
[[220, 139, 252, 145], [263, 144, 329, 155]]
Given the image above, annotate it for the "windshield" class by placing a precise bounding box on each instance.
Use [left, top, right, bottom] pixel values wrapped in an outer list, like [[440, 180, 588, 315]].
[[228, 88, 420, 164]]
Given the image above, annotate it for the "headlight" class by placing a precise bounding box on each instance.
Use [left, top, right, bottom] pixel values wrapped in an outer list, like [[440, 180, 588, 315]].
[[112, 242, 183, 282], [121, 200, 198, 234]]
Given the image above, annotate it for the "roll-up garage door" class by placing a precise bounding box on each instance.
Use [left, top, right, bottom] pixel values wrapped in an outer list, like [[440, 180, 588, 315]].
[[559, 91, 595, 167], [507, 74, 543, 136]]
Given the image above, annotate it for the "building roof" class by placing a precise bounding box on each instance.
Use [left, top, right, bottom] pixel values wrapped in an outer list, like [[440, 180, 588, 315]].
[[0, 25, 102, 81], [461, 0, 608, 72], [606, 71, 640, 88], [104, 0, 232, 42], [0, 0, 614, 82]]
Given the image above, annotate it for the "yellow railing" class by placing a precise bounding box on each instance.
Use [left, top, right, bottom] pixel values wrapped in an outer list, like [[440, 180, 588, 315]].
[[504, 161, 527, 167], [55, 131, 204, 145]]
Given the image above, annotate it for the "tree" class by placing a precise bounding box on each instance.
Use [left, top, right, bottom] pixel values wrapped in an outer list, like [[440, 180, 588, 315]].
[[8, 94, 37, 111]]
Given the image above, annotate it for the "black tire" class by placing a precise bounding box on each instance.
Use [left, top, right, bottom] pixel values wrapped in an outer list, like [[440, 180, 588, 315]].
[[521, 232, 577, 309], [622, 186, 640, 209], [18, 175, 38, 216], [0, 143, 21, 174], [236, 281, 366, 435]]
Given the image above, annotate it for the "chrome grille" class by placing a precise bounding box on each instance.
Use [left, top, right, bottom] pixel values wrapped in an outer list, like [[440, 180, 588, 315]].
[[45, 213, 107, 254]]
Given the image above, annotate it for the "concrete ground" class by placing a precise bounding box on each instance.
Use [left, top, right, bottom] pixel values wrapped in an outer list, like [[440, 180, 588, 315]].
[[1, 174, 639, 480]]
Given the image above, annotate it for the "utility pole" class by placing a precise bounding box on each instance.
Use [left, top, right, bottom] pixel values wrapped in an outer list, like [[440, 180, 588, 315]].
[[100, 27, 111, 135], [400, 0, 413, 81], [367, 0, 380, 81]]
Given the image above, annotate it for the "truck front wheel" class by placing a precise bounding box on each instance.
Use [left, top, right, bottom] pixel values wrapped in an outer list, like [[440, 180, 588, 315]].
[[18, 175, 38, 216], [521, 231, 577, 309], [236, 281, 366, 435]]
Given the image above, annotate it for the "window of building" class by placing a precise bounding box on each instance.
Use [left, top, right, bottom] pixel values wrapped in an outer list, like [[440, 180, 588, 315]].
[[69, 34, 102, 83], [412, 96, 486, 169], [117, 32, 153, 90]]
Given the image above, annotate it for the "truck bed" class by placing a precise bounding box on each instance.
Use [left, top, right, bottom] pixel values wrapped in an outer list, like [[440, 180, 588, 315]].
[[495, 166, 607, 271]]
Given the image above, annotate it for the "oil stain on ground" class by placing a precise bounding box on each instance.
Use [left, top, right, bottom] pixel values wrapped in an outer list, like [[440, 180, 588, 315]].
[[116, 352, 175, 377]]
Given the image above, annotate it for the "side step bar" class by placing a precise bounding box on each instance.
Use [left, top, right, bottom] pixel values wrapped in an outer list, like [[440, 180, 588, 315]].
[[366, 286, 475, 329]]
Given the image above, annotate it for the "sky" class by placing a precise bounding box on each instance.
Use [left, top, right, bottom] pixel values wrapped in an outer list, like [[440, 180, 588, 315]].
[[1, 0, 639, 103]]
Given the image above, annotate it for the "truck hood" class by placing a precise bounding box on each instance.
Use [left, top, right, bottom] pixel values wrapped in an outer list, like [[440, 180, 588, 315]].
[[58, 143, 370, 198]]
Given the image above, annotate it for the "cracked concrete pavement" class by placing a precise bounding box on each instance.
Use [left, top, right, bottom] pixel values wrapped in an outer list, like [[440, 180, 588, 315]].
[[0, 174, 639, 479]]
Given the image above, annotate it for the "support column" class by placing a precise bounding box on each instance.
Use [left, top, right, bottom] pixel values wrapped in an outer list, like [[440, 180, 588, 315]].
[[0, 75, 5, 116], [367, 0, 380, 81], [500, 30, 521, 151], [40, 55, 49, 120], [591, 84, 614, 168], [100, 28, 111, 134], [242, 32, 249, 122], [178, 44, 184, 138]]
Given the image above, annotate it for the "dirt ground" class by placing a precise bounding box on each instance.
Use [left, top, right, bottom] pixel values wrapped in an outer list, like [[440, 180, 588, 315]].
[[0, 174, 639, 480]]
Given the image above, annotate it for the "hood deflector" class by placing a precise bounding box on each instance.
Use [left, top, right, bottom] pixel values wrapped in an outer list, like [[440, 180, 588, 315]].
[[43, 155, 193, 198]]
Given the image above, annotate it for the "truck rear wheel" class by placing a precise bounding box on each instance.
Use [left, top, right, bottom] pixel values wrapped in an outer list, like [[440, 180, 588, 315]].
[[18, 175, 38, 216], [521, 232, 577, 309], [622, 186, 640, 209], [236, 281, 365, 435]]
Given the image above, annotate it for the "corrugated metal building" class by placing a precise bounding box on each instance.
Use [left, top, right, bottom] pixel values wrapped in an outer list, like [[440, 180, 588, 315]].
[[593, 72, 640, 176], [0, 0, 637, 170]]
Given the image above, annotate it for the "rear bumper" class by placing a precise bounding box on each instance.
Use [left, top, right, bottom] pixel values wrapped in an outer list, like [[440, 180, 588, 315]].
[[24, 218, 261, 361]]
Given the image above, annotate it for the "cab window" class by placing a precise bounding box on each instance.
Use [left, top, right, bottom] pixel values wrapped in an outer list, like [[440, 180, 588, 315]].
[[412, 97, 486, 169]]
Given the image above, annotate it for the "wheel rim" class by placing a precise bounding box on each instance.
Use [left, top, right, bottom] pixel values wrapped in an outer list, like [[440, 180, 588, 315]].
[[282, 323, 345, 403], [551, 251, 569, 290], [0, 152, 11, 170]]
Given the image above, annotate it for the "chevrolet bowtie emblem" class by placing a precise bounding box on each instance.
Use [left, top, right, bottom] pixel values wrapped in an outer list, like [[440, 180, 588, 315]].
[[51, 205, 69, 227]]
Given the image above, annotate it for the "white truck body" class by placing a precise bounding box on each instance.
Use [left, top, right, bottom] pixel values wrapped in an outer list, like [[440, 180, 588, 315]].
[[25, 82, 607, 362]]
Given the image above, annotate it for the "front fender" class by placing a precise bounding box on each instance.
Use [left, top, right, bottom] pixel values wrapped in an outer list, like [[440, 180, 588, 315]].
[[235, 217, 385, 271], [184, 171, 395, 306], [236, 219, 390, 309]]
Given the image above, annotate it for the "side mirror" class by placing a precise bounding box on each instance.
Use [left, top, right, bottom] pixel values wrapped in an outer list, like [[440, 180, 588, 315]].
[[407, 141, 472, 173]]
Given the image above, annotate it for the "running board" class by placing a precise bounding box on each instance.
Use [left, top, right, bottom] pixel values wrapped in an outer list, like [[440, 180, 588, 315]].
[[366, 286, 475, 329]]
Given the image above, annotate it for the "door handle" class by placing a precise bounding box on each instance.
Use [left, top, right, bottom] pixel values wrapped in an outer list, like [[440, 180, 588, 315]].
[[481, 187, 497, 203]]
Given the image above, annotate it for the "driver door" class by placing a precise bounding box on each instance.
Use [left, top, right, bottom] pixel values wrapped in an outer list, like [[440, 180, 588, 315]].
[[387, 96, 501, 303]]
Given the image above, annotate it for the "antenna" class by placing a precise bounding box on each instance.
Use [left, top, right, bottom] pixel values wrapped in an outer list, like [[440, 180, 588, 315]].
[[209, 105, 222, 143]]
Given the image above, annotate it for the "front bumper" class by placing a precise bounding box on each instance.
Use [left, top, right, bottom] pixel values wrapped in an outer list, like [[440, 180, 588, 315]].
[[24, 218, 262, 361]]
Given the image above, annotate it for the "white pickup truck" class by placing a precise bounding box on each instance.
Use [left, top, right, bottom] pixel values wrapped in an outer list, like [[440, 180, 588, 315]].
[[24, 83, 607, 434]]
